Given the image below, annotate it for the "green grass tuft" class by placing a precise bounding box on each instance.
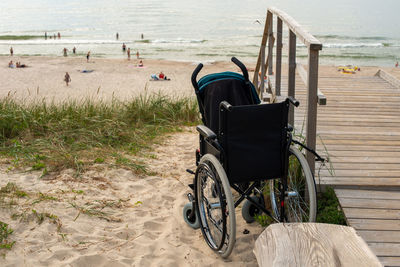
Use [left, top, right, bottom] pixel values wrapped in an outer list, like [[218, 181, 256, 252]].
[[0, 94, 199, 176], [0, 221, 15, 250]]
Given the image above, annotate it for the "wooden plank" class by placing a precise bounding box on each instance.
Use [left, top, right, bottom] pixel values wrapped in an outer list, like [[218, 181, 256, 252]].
[[339, 199, 400, 210], [378, 256, 400, 267], [348, 219, 400, 231], [254, 223, 381, 267], [358, 230, 400, 243], [368, 243, 400, 257], [342, 208, 400, 220], [335, 189, 400, 200], [375, 69, 400, 89]]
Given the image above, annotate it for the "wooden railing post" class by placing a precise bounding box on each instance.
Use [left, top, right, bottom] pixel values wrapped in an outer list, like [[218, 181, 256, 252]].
[[306, 48, 320, 174], [253, 12, 272, 96], [267, 15, 274, 77], [288, 30, 296, 126], [275, 18, 282, 96]]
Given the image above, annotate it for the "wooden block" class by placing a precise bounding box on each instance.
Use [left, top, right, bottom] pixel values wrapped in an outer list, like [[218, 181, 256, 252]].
[[254, 223, 382, 267]]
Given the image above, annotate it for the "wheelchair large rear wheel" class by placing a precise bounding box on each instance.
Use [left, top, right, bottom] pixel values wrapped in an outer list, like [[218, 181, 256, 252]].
[[195, 154, 236, 258], [270, 146, 317, 222]]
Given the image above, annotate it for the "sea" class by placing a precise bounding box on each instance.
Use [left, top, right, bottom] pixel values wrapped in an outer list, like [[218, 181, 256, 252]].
[[0, 0, 399, 66]]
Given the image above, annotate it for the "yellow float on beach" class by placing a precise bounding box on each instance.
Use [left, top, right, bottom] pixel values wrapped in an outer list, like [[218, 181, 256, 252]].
[[337, 65, 359, 74]]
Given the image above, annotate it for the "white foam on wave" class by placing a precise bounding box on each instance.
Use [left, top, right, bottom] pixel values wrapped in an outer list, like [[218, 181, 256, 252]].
[[0, 39, 122, 45]]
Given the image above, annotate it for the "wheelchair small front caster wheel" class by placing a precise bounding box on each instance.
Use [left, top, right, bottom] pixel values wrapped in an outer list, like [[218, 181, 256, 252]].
[[241, 196, 264, 223], [183, 203, 200, 229]]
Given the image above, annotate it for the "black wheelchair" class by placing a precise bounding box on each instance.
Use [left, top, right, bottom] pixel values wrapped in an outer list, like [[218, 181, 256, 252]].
[[182, 57, 318, 258]]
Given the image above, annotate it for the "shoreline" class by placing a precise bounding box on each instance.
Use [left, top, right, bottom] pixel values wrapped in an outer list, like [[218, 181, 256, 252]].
[[1, 55, 399, 103]]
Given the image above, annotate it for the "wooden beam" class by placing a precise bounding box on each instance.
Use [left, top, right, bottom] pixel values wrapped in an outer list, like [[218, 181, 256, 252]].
[[275, 18, 282, 96], [253, 11, 271, 89], [306, 48, 319, 174], [254, 223, 382, 267], [288, 30, 296, 125], [268, 6, 322, 50]]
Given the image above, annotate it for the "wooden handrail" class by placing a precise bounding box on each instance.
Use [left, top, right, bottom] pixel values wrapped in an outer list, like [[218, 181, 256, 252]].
[[268, 7, 322, 51], [254, 7, 323, 175]]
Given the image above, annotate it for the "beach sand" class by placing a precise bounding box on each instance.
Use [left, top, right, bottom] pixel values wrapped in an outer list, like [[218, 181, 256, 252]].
[[0, 55, 398, 266]]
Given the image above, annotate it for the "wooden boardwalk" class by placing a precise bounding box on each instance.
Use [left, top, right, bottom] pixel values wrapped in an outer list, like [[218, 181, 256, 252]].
[[292, 70, 400, 266]]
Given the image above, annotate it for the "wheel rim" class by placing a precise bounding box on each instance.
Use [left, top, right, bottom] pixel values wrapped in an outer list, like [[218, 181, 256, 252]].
[[196, 161, 227, 251], [270, 147, 315, 222]]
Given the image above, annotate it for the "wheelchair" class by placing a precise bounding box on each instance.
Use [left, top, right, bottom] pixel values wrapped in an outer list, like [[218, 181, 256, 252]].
[[182, 57, 318, 258]]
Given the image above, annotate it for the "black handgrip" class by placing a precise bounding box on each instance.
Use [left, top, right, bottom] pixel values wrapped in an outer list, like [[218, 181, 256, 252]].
[[231, 57, 249, 81], [191, 63, 203, 91]]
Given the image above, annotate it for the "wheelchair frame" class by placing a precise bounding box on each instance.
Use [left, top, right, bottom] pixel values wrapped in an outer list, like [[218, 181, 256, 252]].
[[183, 57, 319, 258]]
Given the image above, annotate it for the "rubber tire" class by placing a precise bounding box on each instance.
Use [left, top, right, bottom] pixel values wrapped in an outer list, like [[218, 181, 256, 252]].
[[241, 196, 263, 223], [183, 203, 200, 229], [196, 154, 236, 258], [270, 146, 317, 222]]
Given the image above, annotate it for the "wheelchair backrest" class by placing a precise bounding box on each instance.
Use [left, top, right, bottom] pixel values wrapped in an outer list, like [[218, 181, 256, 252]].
[[197, 72, 260, 133], [219, 101, 289, 183]]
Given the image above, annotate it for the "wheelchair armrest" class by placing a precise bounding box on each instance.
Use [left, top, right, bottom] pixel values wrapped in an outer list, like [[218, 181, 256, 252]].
[[220, 101, 233, 111], [196, 125, 217, 141]]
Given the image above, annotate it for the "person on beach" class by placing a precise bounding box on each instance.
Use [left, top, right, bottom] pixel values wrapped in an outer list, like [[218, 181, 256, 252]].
[[58, 32, 61, 39], [141, 33, 144, 40], [73, 46, 76, 54], [63, 47, 68, 57], [8, 60, 15, 68], [396, 61, 399, 68], [45, 32, 47, 39], [127, 48, 131, 60], [10, 47, 13, 56], [138, 60, 143, 67], [136, 51, 139, 59], [86, 51, 90, 62], [122, 43, 126, 52], [16, 62, 27, 68], [64, 72, 71, 86], [53, 33, 56, 39], [116, 32, 119, 40], [158, 71, 165, 79]]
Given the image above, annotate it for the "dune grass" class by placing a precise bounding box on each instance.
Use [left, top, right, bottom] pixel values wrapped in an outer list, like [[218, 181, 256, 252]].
[[0, 94, 199, 176]]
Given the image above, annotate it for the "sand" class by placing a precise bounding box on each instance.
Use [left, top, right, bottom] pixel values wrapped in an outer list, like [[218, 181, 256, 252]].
[[0, 127, 263, 266], [0, 55, 398, 266], [0, 56, 243, 102], [0, 55, 266, 266]]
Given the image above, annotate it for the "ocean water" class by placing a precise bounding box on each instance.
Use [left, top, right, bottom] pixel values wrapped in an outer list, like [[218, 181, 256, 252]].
[[0, 0, 399, 66]]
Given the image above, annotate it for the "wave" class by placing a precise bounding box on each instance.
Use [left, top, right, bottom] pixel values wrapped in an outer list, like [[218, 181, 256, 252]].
[[297, 53, 398, 60], [315, 34, 389, 41], [0, 39, 122, 45], [150, 38, 207, 44], [323, 42, 391, 48]]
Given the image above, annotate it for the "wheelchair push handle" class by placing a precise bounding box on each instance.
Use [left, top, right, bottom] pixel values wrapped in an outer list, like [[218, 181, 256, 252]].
[[231, 57, 249, 81], [287, 96, 300, 107], [191, 63, 203, 92]]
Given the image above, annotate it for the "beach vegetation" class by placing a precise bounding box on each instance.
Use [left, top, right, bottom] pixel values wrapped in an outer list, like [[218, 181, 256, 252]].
[[0, 221, 15, 251], [0, 35, 42, 40], [0, 94, 199, 176]]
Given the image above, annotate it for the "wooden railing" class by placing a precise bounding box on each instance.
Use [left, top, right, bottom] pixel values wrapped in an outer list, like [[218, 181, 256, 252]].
[[253, 7, 324, 174]]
